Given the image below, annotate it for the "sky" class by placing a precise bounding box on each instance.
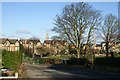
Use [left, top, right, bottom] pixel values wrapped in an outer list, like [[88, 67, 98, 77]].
[[1, 2, 118, 43]]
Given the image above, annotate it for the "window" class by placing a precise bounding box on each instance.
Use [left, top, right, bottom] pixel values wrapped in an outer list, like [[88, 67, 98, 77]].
[[15, 46, 19, 51]]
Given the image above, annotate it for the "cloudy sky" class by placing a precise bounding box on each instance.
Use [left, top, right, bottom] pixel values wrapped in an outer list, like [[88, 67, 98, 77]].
[[1, 2, 118, 42]]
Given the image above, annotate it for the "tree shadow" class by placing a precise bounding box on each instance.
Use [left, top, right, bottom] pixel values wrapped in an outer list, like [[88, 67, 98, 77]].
[[47, 63, 120, 79]]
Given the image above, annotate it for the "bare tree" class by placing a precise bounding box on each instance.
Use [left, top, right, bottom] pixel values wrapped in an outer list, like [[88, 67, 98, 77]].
[[118, 2, 120, 40], [52, 2, 101, 58], [118, 17, 120, 40], [84, 10, 101, 56], [100, 14, 118, 57], [36, 46, 55, 57]]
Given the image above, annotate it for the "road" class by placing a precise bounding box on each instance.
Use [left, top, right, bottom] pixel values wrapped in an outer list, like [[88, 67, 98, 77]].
[[25, 63, 120, 79]]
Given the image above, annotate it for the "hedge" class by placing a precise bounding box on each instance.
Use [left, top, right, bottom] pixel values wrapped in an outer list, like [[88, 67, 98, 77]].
[[67, 57, 120, 67], [2, 50, 22, 72], [67, 57, 86, 65], [33, 58, 55, 64], [94, 57, 120, 67]]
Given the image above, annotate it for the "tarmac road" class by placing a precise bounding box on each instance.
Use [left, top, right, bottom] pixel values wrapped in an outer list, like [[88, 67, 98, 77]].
[[25, 63, 120, 79]]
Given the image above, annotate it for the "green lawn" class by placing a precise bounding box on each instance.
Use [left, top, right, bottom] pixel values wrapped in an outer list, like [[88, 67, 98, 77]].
[[43, 55, 77, 59], [95, 53, 120, 58]]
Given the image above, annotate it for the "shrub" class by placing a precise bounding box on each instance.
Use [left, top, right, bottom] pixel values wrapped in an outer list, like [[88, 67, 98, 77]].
[[33, 58, 44, 64], [94, 57, 120, 67], [54, 59, 62, 64], [33, 58, 53, 64], [69, 48, 77, 55], [2, 50, 22, 72], [67, 57, 86, 65]]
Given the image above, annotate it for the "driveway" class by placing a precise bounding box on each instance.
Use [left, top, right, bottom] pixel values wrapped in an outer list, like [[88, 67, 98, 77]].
[[25, 63, 120, 79]]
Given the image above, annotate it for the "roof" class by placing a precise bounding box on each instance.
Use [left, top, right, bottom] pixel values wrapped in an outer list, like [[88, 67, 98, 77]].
[[96, 44, 101, 47], [9, 39, 18, 44], [19, 39, 29, 44], [0, 38, 7, 44], [0, 38, 18, 44], [20, 39, 41, 44], [69, 44, 76, 48], [44, 40, 67, 45], [101, 41, 120, 44], [30, 39, 41, 44], [44, 40, 52, 44], [52, 40, 67, 43]]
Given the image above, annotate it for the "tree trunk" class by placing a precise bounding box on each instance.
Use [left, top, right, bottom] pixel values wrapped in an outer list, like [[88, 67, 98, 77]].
[[77, 48, 80, 58], [32, 53, 34, 59], [40, 54, 42, 58], [84, 45, 87, 55], [105, 42, 109, 57], [32, 43, 34, 59]]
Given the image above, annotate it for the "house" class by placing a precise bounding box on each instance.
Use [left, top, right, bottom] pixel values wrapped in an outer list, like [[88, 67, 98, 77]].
[[94, 44, 101, 50], [0, 38, 20, 51], [43, 39, 69, 55], [43, 40, 52, 48], [101, 41, 120, 53], [0, 38, 42, 53], [19, 39, 42, 54], [0, 38, 6, 50]]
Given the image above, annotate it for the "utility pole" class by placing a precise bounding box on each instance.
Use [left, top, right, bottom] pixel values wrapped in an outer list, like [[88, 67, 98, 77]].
[[32, 41, 34, 59], [118, 1, 120, 40], [94, 28, 96, 51], [92, 28, 96, 69]]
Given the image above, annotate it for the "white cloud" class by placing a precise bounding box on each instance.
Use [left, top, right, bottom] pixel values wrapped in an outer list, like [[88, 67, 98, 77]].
[[16, 29, 31, 34], [0, 33, 6, 36], [0, 33, 7, 38], [0, 33, 16, 38]]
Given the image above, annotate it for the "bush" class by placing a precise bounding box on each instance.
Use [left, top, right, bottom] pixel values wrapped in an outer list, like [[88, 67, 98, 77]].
[[2, 50, 22, 72], [67, 57, 86, 65], [54, 59, 62, 64], [33, 58, 63, 64], [33, 58, 53, 64], [113, 52, 120, 57], [69, 48, 77, 55], [94, 57, 120, 67]]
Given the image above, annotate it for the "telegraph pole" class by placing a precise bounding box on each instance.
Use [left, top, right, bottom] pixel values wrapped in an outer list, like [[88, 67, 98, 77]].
[[92, 28, 96, 69], [94, 28, 96, 51]]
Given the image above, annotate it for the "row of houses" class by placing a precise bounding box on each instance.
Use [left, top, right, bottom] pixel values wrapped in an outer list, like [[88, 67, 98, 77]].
[[0, 38, 120, 55], [0, 38, 20, 51], [0, 38, 42, 52], [0, 38, 68, 55]]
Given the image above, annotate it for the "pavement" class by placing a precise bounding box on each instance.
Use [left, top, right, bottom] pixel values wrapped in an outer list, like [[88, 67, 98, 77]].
[[25, 63, 120, 79]]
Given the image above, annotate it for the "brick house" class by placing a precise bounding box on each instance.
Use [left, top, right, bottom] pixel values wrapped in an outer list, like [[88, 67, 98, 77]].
[[19, 39, 42, 54], [0, 38, 19, 51]]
